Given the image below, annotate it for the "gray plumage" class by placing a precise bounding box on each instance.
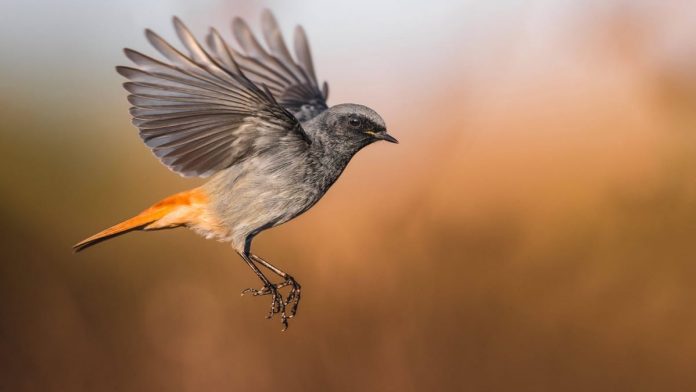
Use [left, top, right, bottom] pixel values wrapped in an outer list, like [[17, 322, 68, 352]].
[[204, 103, 390, 250], [114, 9, 397, 329]]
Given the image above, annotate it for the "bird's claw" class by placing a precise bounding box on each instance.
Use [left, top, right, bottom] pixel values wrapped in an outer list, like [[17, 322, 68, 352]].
[[241, 276, 302, 330], [283, 276, 301, 319]]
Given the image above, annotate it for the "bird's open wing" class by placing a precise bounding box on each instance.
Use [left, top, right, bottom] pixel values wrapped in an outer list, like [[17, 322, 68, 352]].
[[118, 17, 310, 178], [205, 10, 329, 122]]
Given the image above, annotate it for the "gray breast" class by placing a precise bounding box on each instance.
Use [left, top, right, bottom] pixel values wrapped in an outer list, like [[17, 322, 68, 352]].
[[203, 148, 326, 248]]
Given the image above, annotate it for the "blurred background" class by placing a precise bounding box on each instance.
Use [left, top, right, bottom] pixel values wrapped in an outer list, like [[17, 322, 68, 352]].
[[2, 0, 696, 390]]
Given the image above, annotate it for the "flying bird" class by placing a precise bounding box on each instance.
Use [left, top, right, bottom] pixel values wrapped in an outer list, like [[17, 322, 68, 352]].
[[74, 10, 397, 330]]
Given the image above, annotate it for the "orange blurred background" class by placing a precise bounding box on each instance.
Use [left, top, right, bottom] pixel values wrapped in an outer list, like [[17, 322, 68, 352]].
[[2, 0, 696, 390]]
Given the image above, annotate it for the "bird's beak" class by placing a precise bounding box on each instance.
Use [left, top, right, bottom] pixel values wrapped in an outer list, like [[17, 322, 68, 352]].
[[367, 130, 399, 144]]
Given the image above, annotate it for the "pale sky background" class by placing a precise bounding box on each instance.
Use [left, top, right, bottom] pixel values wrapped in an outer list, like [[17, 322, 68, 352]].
[[1, 0, 695, 140]]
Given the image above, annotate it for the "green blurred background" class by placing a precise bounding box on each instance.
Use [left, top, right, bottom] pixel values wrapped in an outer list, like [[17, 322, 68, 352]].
[[2, 0, 696, 390]]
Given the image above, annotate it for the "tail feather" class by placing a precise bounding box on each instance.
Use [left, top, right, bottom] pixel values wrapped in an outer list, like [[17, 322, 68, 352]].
[[73, 188, 206, 252]]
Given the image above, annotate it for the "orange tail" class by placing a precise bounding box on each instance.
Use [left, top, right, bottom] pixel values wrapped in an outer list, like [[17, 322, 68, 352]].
[[73, 188, 208, 252]]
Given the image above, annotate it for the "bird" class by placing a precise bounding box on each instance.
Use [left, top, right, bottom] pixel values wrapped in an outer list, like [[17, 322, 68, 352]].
[[73, 10, 397, 330]]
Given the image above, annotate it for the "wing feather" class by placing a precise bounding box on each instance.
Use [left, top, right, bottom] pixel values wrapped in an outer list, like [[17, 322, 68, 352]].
[[118, 17, 310, 178], [204, 10, 328, 121], [293, 26, 317, 83]]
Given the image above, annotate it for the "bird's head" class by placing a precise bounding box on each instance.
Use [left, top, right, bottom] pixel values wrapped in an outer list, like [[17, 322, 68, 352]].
[[322, 104, 398, 148]]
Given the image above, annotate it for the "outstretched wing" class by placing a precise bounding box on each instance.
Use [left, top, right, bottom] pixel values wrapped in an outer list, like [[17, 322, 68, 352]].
[[205, 9, 329, 122], [118, 17, 310, 178]]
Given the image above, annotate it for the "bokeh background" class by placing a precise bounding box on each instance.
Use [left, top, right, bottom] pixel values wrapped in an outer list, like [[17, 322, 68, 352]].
[[2, 0, 696, 390]]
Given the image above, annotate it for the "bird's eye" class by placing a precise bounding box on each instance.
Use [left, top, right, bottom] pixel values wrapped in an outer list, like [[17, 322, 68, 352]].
[[348, 117, 361, 128]]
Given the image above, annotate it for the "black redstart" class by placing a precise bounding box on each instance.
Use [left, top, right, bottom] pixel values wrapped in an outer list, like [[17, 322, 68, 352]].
[[74, 10, 397, 330]]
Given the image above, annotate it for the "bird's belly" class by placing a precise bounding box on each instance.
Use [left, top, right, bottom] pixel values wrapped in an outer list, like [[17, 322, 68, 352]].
[[245, 184, 318, 225], [205, 165, 323, 251]]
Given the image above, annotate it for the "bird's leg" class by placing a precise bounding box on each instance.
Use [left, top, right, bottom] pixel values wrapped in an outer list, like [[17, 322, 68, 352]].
[[240, 253, 288, 329], [250, 254, 302, 319]]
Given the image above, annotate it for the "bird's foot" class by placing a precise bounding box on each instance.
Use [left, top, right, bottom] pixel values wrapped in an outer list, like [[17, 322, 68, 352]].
[[282, 275, 302, 319], [241, 276, 302, 330], [242, 283, 289, 330]]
